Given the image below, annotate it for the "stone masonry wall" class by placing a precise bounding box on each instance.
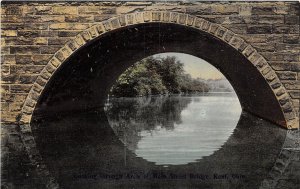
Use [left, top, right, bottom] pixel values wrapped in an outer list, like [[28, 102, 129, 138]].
[[1, 1, 300, 124]]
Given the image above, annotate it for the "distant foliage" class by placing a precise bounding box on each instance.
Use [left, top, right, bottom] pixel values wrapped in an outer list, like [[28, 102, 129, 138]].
[[110, 56, 209, 97]]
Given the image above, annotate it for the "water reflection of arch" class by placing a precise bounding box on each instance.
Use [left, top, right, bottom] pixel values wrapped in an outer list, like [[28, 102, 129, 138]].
[[32, 110, 286, 189]]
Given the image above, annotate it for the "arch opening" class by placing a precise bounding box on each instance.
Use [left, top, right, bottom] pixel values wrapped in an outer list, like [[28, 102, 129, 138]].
[[104, 52, 242, 165], [31, 22, 289, 129]]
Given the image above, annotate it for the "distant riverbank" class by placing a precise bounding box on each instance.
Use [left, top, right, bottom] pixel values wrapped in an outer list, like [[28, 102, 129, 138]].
[[108, 91, 236, 99]]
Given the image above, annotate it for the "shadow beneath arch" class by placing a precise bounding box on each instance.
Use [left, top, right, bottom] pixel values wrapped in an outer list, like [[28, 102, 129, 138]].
[[34, 22, 286, 128], [31, 108, 286, 189]]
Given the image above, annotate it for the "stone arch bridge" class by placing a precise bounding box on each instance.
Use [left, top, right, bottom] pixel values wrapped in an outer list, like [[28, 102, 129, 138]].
[[1, 1, 300, 188], [1, 1, 299, 129]]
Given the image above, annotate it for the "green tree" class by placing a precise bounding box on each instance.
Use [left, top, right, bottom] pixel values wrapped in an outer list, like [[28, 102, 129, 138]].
[[110, 55, 209, 97], [111, 61, 166, 97]]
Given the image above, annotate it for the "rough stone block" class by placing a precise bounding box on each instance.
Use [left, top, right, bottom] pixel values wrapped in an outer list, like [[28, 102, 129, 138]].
[[185, 5, 211, 15], [126, 14, 134, 24], [15, 55, 51, 65], [74, 35, 85, 47], [291, 63, 300, 72], [11, 65, 44, 74], [78, 6, 97, 13], [35, 76, 48, 87], [278, 95, 290, 106], [1, 65, 10, 76], [1, 103, 9, 112], [170, 12, 179, 23], [134, 12, 144, 23], [3, 5, 22, 15], [283, 81, 300, 90], [32, 83, 43, 93], [242, 34, 268, 43], [244, 15, 284, 24], [252, 43, 276, 52], [273, 25, 299, 34], [102, 21, 112, 31], [40, 70, 52, 80], [28, 90, 39, 102], [1, 30, 17, 37], [194, 18, 204, 28], [88, 26, 99, 38], [152, 12, 161, 21], [10, 46, 40, 55], [45, 64, 56, 74], [40, 31, 59, 37], [283, 54, 299, 62], [211, 4, 239, 15], [66, 41, 79, 52], [24, 98, 36, 108], [48, 37, 72, 45], [178, 14, 187, 25], [289, 91, 300, 99], [269, 62, 290, 71], [1, 46, 10, 54], [242, 45, 255, 57], [22, 106, 33, 115], [277, 72, 297, 80], [276, 43, 300, 53], [118, 15, 126, 26], [265, 71, 276, 82], [275, 87, 286, 97], [58, 31, 80, 37], [110, 18, 121, 29], [52, 6, 78, 15], [94, 15, 114, 22], [143, 12, 151, 22], [284, 15, 299, 25], [251, 5, 287, 15], [1, 85, 10, 94], [262, 66, 272, 76], [186, 15, 195, 26], [2, 55, 16, 65], [229, 36, 243, 49], [81, 30, 92, 41], [201, 20, 210, 31], [247, 25, 272, 34], [18, 75, 38, 84], [95, 24, 105, 35], [162, 12, 170, 22], [249, 52, 262, 65], [283, 35, 299, 44], [269, 78, 282, 89], [281, 102, 293, 113], [10, 85, 31, 93], [208, 23, 219, 34], [5, 37, 46, 46], [222, 24, 248, 34], [49, 23, 90, 30], [65, 15, 93, 22]]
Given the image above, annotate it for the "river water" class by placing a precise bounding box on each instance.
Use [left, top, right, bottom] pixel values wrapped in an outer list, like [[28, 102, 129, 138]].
[[105, 93, 241, 165], [29, 93, 287, 189]]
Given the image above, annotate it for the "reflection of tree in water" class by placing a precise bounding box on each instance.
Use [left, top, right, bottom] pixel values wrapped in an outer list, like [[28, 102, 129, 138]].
[[104, 96, 192, 151]]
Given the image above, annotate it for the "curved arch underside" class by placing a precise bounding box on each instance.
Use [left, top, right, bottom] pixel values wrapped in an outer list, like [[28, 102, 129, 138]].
[[20, 12, 298, 129], [31, 23, 288, 127]]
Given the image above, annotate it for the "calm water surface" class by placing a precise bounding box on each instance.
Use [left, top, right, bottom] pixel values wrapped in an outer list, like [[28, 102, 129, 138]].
[[105, 93, 242, 165], [30, 92, 287, 189]]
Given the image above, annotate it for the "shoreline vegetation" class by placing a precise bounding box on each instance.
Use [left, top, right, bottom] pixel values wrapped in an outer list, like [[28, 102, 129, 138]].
[[110, 56, 210, 97], [107, 92, 236, 99]]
